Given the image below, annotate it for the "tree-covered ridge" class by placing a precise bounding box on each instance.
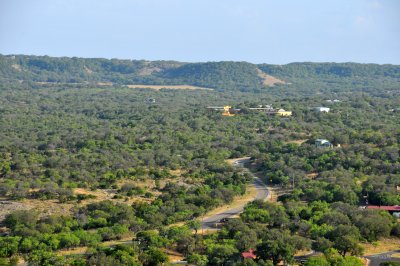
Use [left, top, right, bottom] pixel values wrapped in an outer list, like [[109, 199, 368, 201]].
[[1, 54, 399, 92], [258, 62, 400, 79]]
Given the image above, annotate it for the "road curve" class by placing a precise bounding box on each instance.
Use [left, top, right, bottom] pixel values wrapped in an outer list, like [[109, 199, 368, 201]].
[[364, 250, 400, 266], [201, 158, 269, 230]]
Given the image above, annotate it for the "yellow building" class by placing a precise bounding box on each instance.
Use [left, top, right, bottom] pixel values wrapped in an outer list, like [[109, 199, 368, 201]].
[[222, 106, 235, 116], [275, 109, 292, 117]]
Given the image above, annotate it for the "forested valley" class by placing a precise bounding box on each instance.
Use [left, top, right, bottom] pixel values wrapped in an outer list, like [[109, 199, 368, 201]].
[[0, 55, 399, 266]]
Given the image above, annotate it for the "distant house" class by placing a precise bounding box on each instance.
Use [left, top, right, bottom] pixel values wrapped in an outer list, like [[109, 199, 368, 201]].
[[145, 98, 156, 104], [315, 139, 333, 148], [314, 107, 330, 112], [326, 99, 341, 103], [242, 249, 256, 260], [367, 205, 400, 217]]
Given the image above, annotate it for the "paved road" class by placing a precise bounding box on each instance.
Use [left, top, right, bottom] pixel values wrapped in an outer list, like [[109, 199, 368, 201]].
[[364, 250, 400, 266], [201, 158, 269, 230]]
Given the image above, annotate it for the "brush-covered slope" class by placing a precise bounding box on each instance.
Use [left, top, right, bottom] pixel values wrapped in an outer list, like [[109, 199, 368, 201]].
[[1, 54, 399, 93]]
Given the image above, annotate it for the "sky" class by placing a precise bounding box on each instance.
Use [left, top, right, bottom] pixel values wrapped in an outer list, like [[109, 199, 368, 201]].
[[0, 0, 399, 64]]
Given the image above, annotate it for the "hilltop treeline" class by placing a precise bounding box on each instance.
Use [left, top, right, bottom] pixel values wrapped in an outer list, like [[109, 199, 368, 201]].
[[1, 54, 399, 92]]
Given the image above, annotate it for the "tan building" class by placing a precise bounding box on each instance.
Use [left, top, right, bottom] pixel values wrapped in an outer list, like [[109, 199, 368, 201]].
[[275, 109, 292, 116]]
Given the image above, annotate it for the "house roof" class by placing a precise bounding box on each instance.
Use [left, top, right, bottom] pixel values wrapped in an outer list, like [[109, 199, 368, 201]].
[[242, 249, 256, 259], [367, 205, 400, 211]]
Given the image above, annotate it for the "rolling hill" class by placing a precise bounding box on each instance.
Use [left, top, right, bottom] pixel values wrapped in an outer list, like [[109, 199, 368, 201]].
[[1, 54, 399, 93]]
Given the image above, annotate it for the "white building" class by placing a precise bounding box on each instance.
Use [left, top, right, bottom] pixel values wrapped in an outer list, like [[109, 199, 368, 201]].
[[314, 107, 330, 113], [315, 139, 333, 148]]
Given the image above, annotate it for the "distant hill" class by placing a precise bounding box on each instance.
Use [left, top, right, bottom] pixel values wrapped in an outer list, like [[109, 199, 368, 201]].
[[1, 54, 399, 93]]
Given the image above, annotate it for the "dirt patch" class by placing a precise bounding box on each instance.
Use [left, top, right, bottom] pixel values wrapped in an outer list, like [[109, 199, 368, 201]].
[[58, 246, 88, 256], [0, 200, 34, 221], [225, 157, 251, 165], [161, 248, 185, 262], [100, 236, 134, 247], [96, 82, 113, 86], [74, 188, 113, 201], [84, 65, 93, 74], [295, 250, 314, 256], [0, 199, 75, 221], [257, 69, 286, 86], [267, 187, 278, 202], [11, 64, 22, 71], [306, 173, 318, 179], [197, 228, 219, 235], [286, 139, 308, 145], [126, 84, 213, 91]]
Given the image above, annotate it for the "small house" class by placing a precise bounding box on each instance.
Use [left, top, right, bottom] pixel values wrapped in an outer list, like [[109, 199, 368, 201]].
[[315, 139, 333, 148]]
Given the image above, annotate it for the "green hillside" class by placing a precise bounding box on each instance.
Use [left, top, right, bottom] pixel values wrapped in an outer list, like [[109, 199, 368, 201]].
[[1, 54, 399, 93]]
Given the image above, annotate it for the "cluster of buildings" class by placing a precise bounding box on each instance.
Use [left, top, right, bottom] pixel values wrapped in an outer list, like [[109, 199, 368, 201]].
[[208, 104, 336, 117], [207, 105, 292, 117]]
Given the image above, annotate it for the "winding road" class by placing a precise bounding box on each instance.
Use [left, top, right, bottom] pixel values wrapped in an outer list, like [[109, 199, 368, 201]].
[[201, 158, 269, 230], [364, 250, 400, 266]]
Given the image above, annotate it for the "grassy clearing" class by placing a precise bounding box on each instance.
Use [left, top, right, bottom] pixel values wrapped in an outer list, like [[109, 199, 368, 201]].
[[161, 248, 185, 262], [362, 238, 400, 255]]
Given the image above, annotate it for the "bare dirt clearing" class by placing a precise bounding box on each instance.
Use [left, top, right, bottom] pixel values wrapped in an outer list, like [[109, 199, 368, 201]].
[[126, 84, 213, 90], [257, 69, 286, 86]]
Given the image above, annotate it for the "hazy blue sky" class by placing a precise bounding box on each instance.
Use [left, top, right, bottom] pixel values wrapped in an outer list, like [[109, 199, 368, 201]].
[[1, 0, 399, 64]]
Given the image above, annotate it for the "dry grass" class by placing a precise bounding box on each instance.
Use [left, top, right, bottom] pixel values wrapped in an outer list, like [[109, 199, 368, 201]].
[[74, 188, 110, 200], [11, 64, 22, 71], [126, 84, 213, 91], [96, 82, 113, 86], [57, 246, 88, 256], [57, 236, 134, 256], [286, 139, 308, 145], [100, 236, 134, 247], [306, 173, 318, 179], [295, 250, 314, 256], [83, 65, 93, 74], [197, 228, 219, 235], [161, 248, 185, 262], [169, 169, 186, 177], [257, 69, 286, 86], [362, 238, 400, 255], [267, 187, 279, 202], [15, 199, 75, 218]]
